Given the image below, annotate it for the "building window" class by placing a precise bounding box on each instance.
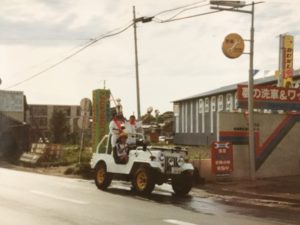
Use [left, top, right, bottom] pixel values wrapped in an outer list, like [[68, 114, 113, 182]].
[[199, 99, 203, 113], [31, 105, 47, 116], [196, 101, 199, 133], [205, 98, 209, 113], [199, 99, 205, 133], [174, 104, 179, 133], [211, 97, 216, 112], [66, 108, 71, 117], [41, 118, 47, 127], [234, 92, 239, 111], [218, 95, 224, 111], [190, 102, 193, 133], [211, 97, 216, 133], [226, 94, 233, 111], [185, 103, 188, 133], [181, 104, 184, 133], [77, 107, 81, 116]]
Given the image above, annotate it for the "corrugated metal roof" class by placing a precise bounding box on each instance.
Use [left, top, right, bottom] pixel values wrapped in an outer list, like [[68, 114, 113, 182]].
[[173, 73, 300, 103]]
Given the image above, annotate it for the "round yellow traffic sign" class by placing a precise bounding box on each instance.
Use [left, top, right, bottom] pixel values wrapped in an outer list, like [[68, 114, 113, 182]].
[[222, 33, 245, 59]]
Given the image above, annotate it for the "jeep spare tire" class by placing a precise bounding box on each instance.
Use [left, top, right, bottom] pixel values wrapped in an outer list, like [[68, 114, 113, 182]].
[[132, 167, 155, 195], [95, 162, 112, 190]]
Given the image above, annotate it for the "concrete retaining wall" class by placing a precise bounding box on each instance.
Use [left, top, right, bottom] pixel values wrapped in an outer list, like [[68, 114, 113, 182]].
[[219, 112, 300, 179]]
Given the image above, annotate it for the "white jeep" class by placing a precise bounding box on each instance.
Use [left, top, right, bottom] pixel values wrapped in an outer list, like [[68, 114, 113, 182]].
[[90, 134, 194, 196]]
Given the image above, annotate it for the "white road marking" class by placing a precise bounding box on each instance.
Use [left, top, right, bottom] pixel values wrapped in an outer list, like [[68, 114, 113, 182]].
[[31, 190, 89, 205], [163, 219, 198, 225]]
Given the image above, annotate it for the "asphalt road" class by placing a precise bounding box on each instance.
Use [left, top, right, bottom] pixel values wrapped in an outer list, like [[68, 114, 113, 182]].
[[0, 168, 296, 225]]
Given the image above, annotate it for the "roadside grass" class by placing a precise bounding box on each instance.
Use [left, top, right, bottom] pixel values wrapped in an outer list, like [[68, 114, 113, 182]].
[[60, 145, 93, 178], [60, 145, 92, 165], [153, 142, 211, 160], [186, 146, 211, 160]]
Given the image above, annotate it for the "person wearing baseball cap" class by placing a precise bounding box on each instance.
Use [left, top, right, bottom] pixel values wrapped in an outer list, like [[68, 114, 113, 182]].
[[113, 132, 129, 164]]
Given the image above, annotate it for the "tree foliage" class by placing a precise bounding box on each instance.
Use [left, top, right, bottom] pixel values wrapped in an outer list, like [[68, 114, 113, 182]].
[[141, 113, 156, 124], [49, 110, 70, 144]]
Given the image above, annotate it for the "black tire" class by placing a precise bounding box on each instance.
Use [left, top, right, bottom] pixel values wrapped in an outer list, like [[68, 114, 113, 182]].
[[172, 171, 193, 196], [132, 167, 155, 195], [94, 162, 112, 190]]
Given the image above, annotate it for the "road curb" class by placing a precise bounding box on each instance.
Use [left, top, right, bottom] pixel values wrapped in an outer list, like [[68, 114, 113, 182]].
[[200, 184, 300, 205]]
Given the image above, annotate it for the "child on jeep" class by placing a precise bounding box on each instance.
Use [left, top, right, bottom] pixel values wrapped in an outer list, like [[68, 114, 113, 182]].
[[113, 132, 129, 164]]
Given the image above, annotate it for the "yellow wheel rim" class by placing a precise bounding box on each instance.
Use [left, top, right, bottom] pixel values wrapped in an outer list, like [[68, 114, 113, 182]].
[[136, 171, 148, 190], [97, 167, 105, 184]]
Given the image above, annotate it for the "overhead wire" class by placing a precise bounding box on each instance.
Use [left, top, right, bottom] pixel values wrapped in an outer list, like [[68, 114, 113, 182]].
[[154, 0, 208, 17], [154, 1, 264, 23], [154, 3, 210, 22], [154, 9, 223, 23], [6, 39, 96, 78], [5, 22, 134, 90], [7, 21, 134, 79]]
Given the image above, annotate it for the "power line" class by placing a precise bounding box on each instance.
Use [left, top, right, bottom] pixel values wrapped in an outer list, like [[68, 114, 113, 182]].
[[0, 38, 92, 41], [154, 0, 208, 17], [5, 22, 134, 90], [6, 40, 95, 78], [154, 9, 222, 23], [154, 3, 210, 22], [154, 1, 264, 23], [6, 21, 134, 80]]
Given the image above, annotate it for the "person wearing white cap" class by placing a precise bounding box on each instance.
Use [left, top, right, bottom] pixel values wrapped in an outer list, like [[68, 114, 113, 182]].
[[113, 132, 129, 164]]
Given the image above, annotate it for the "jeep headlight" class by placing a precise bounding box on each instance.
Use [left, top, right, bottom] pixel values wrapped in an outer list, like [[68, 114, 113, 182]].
[[168, 157, 175, 166], [177, 156, 185, 167], [159, 153, 165, 161]]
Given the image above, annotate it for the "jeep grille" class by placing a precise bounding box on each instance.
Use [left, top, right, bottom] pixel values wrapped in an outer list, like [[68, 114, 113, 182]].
[[165, 156, 178, 173]]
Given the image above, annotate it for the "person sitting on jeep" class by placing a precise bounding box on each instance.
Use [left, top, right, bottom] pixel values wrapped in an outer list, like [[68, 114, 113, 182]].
[[113, 132, 129, 164]]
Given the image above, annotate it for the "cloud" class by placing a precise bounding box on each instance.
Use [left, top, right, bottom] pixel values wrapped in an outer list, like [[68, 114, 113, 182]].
[[1, 0, 300, 117], [0, 0, 119, 46]]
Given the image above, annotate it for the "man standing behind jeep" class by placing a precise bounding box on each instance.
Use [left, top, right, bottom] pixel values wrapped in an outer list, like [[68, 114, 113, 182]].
[[125, 115, 142, 146]]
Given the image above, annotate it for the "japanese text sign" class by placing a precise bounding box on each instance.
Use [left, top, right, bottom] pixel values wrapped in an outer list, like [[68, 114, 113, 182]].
[[211, 141, 233, 175], [283, 35, 294, 79], [237, 85, 300, 111]]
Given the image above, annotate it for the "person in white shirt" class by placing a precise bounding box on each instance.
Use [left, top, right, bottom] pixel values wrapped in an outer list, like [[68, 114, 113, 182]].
[[125, 115, 142, 146], [109, 112, 124, 147]]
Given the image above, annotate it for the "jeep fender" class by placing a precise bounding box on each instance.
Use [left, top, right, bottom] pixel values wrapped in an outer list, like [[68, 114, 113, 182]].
[[129, 162, 161, 176], [94, 160, 106, 170]]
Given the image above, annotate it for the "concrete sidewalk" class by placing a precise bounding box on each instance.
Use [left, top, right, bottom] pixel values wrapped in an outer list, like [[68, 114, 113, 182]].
[[199, 176, 300, 207]]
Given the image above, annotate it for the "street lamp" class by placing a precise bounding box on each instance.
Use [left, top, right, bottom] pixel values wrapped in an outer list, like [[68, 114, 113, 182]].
[[210, 0, 263, 180], [132, 6, 153, 120]]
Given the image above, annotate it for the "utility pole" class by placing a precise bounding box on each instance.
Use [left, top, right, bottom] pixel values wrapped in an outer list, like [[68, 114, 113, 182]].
[[248, 2, 256, 181], [133, 6, 141, 120], [210, 1, 263, 180]]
